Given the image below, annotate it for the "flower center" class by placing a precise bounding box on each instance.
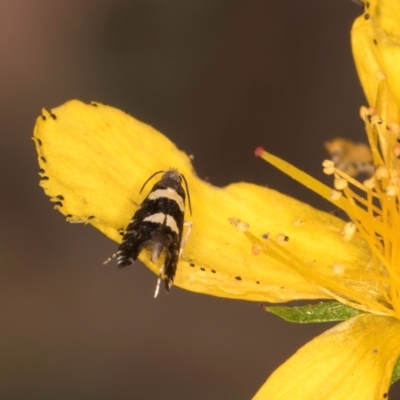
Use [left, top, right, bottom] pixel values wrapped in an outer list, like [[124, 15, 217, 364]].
[[325, 106, 400, 320], [252, 105, 400, 319]]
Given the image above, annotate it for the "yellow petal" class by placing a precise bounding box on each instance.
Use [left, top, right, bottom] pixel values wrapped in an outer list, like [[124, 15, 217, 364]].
[[33, 100, 371, 301], [368, 0, 400, 106], [253, 314, 400, 400], [351, 1, 400, 127]]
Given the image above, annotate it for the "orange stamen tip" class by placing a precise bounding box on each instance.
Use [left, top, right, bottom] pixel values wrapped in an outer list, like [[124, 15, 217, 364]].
[[254, 146, 264, 157]]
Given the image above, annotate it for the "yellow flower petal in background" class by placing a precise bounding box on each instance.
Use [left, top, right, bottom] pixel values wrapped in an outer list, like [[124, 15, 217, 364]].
[[253, 314, 400, 400], [33, 100, 370, 302], [351, 0, 400, 156]]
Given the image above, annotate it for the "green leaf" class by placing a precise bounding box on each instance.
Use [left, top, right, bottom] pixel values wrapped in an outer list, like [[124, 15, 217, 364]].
[[264, 301, 365, 323], [391, 357, 400, 385]]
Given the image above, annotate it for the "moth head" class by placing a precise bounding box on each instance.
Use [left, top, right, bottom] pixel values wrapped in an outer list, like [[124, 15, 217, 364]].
[[140, 168, 192, 215]]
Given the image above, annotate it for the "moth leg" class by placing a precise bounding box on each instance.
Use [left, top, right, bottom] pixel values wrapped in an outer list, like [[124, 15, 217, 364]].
[[154, 264, 165, 298], [103, 252, 117, 265], [179, 220, 192, 257]]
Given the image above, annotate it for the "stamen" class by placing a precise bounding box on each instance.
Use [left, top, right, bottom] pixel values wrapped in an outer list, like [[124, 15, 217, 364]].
[[241, 227, 394, 316], [255, 98, 400, 319]]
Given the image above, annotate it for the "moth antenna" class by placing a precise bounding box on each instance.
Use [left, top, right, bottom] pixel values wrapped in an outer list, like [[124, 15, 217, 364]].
[[181, 174, 192, 215], [139, 170, 164, 194]]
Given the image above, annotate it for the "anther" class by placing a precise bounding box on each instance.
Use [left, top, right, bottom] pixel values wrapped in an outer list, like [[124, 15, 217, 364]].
[[385, 186, 398, 196], [322, 159, 335, 175], [332, 263, 345, 275], [228, 217, 249, 232], [329, 190, 342, 201], [375, 165, 389, 181], [334, 176, 348, 191], [393, 144, 400, 159], [363, 177, 376, 190], [371, 115, 383, 125], [342, 222, 356, 241]]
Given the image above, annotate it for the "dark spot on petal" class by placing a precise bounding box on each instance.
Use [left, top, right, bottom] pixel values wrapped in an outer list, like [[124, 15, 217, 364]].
[[262, 233, 269, 239], [189, 263, 195, 267], [41, 156, 47, 163], [211, 269, 216, 273], [56, 195, 64, 200], [200, 267, 205, 271], [235, 276, 242, 281], [90, 102, 98, 107], [364, 13, 370, 20], [40, 176, 49, 181], [54, 201, 62, 207], [41, 115, 46, 121], [365, 1, 370, 8], [87, 216, 95, 220], [383, 393, 388, 399], [284, 235, 289, 242], [256, 281, 260, 284], [37, 138, 42, 146], [39, 169, 45, 174], [66, 214, 72, 218], [373, 38, 377, 45], [49, 110, 56, 119]]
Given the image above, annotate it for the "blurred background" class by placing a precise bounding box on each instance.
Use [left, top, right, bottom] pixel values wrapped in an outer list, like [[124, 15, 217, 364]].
[[2, 0, 398, 399]]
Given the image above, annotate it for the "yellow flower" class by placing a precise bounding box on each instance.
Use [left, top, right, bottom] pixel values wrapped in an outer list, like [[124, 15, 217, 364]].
[[32, 1, 400, 398], [34, 100, 359, 303], [253, 1, 400, 398]]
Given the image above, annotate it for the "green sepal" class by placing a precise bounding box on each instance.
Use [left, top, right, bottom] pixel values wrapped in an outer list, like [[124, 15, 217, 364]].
[[391, 357, 400, 385], [263, 301, 365, 323]]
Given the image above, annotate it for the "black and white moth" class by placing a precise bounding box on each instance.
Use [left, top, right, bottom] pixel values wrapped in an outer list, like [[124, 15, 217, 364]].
[[116, 168, 192, 297]]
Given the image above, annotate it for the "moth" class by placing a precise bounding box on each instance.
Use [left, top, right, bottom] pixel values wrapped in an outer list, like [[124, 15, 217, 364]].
[[115, 168, 192, 297]]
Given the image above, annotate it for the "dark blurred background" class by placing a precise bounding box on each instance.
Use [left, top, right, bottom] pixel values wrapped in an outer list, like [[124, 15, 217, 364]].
[[2, 1, 398, 399]]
